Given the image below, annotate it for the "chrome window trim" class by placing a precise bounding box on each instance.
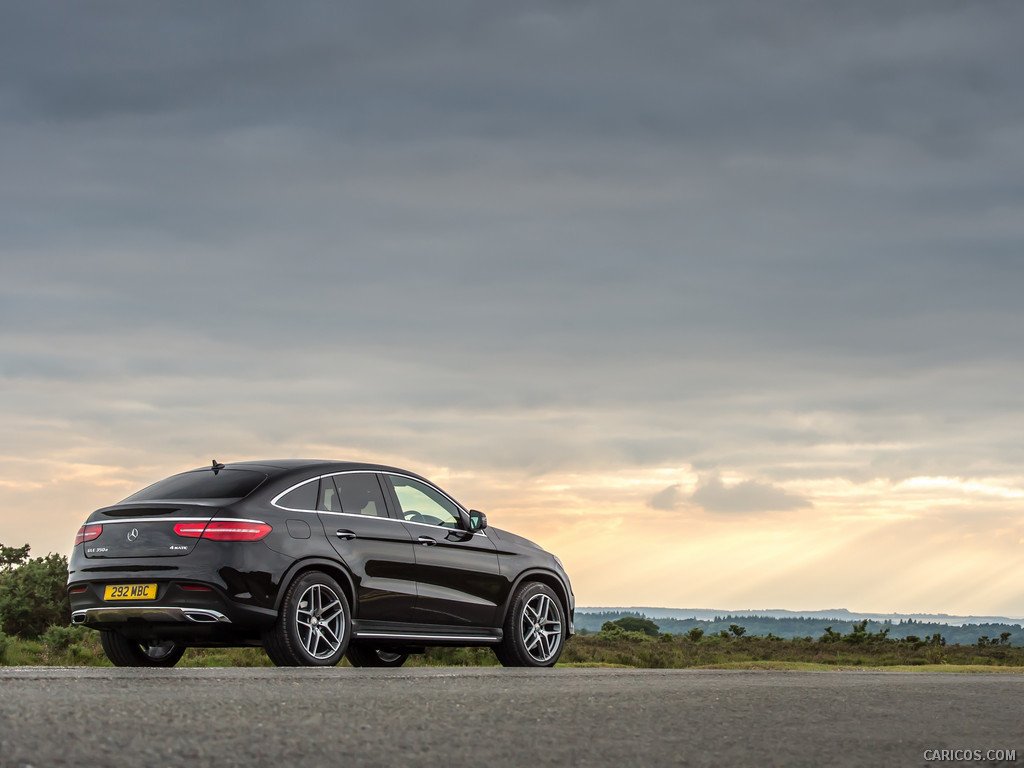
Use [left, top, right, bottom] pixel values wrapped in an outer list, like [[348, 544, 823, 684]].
[[270, 477, 321, 511], [309, 509, 488, 537], [398, 518, 479, 534], [270, 470, 488, 537]]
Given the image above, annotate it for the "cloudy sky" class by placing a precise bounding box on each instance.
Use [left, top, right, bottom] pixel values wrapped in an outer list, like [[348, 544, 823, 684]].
[[3, 1, 1023, 616]]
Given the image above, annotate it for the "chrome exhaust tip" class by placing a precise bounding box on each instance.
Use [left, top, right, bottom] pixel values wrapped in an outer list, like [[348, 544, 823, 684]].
[[183, 610, 222, 623]]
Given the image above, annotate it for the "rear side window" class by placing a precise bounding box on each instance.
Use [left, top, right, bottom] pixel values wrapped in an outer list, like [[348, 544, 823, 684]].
[[318, 477, 340, 512], [335, 473, 388, 517], [276, 479, 319, 511], [123, 469, 268, 502]]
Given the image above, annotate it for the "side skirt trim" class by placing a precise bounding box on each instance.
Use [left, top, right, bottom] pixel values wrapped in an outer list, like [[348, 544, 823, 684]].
[[351, 620, 502, 644], [353, 631, 502, 644]]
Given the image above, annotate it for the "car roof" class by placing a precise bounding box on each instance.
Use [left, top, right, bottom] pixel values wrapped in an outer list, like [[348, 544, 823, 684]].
[[193, 459, 427, 482]]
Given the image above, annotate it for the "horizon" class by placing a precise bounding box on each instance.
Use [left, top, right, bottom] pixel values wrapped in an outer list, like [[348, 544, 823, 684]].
[[575, 606, 1024, 623], [2, 3, 1023, 617]]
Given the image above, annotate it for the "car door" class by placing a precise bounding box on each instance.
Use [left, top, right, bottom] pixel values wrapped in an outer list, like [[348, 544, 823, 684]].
[[312, 473, 417, 623], [381, 473, 503, 628]]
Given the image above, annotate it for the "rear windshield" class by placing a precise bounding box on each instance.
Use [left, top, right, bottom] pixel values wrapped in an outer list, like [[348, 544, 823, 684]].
[[122, 469, 268, 502]]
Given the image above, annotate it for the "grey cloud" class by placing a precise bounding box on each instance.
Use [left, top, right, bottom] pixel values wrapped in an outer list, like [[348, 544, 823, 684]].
[[691, 474, 811, 514], [648, 484, 686, 512], [648, 475, 811, 515], [2, 2, 1024, 492]]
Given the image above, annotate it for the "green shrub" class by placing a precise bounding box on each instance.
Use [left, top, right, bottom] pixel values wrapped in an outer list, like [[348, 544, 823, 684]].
[[0, 544, 71, 638], [41, 624, 80, 652], [597, 622, 656, 642], [609, 617, 661, 637]]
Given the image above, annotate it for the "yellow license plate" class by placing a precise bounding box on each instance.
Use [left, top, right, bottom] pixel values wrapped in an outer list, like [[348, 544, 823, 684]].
[[104, 583, 157, 601]]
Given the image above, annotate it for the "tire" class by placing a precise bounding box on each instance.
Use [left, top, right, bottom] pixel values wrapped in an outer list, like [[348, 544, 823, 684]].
[[263, 570, 351, 667], [494, 582, 566, 667], [346, 642, 409, 668], [100, 632, 187, 667]]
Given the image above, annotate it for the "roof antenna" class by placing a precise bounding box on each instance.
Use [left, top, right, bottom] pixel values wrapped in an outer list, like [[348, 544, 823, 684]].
[[212, 459, 225, 474]]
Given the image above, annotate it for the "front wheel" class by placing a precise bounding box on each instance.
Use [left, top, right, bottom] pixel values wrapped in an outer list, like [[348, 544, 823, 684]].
[[100, 632, 187, 667], [263, 571, 351, 666], [346, 642, 409, 668], [494, 582, 565, 667]]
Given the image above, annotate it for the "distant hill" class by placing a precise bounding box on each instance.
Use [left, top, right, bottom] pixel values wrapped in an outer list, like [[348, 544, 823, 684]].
[[578, 607, 1024, 626], [575, 607, 1024, 646]]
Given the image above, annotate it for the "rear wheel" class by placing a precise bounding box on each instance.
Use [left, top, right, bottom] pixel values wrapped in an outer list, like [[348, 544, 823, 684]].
[[494, 582, 565, 667], [100, 632, 187, 667], [346, 642, 409, 668], [263, 571, 350, 666]]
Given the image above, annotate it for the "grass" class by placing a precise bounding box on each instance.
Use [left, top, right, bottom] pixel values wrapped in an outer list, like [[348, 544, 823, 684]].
[[2, 626, 1023, 671], [689, 661, 1024, 673]]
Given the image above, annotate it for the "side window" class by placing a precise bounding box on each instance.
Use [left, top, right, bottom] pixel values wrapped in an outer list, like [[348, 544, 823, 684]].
[[318, 476, 340, 512], [335, 473, 388, 517], [388, 475, 461, 529], [276, 479, 318, 510]]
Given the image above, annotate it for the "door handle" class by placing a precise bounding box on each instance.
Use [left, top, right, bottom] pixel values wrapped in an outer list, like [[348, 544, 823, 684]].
[[336, 530, 357, 541], [417, 536, 437, 547]]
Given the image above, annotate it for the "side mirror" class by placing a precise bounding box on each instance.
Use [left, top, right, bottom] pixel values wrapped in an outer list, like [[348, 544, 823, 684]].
[[468, 509, 488, 532]]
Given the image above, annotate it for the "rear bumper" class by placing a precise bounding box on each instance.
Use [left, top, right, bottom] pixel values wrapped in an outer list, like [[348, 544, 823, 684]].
[[68, 577, 278, 643], [72, 606, 230, 626]]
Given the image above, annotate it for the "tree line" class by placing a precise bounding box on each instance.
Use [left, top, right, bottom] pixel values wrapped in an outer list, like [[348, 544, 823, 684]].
[[575, 610, 1023, 647]]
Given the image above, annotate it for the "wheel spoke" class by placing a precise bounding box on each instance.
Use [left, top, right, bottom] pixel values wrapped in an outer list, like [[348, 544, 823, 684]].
[[542, 599, 556, 623], [313, 586, 323, 615], [320, 604, 344, 623], [542, 631, 556, 657], [319, 623, 340, 646], [524, 628, 541, 650]]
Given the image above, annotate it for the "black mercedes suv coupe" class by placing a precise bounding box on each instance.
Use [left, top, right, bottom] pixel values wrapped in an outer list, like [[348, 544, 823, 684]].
[[68, 460, 574, 668]]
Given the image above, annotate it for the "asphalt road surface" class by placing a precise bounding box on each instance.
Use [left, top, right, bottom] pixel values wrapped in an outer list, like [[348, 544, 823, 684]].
[[0, 667, 1020, 767]]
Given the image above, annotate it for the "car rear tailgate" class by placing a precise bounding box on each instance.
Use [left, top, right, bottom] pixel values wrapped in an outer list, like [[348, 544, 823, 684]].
[[82, 503, 221, 558]]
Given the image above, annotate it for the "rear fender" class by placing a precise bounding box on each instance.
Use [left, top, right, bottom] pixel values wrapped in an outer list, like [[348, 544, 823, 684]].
[[274, 556, 356, 617]]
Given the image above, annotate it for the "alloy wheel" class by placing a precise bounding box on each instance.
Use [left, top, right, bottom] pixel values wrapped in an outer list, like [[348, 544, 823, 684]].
[[295, 583, 346, 660], [520, 592, 562, 664]]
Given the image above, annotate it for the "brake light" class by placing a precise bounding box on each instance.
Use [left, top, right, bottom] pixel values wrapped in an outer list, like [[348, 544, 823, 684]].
[[75, 524, 102, 546], [173, 521, 272, 541], [172, 523, 207, 537]]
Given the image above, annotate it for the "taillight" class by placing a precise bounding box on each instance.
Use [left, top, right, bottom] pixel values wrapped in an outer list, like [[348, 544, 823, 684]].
[[173, 521, 272, 541], [172, 523, 207, 537], [75, 524, 102, 546]]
